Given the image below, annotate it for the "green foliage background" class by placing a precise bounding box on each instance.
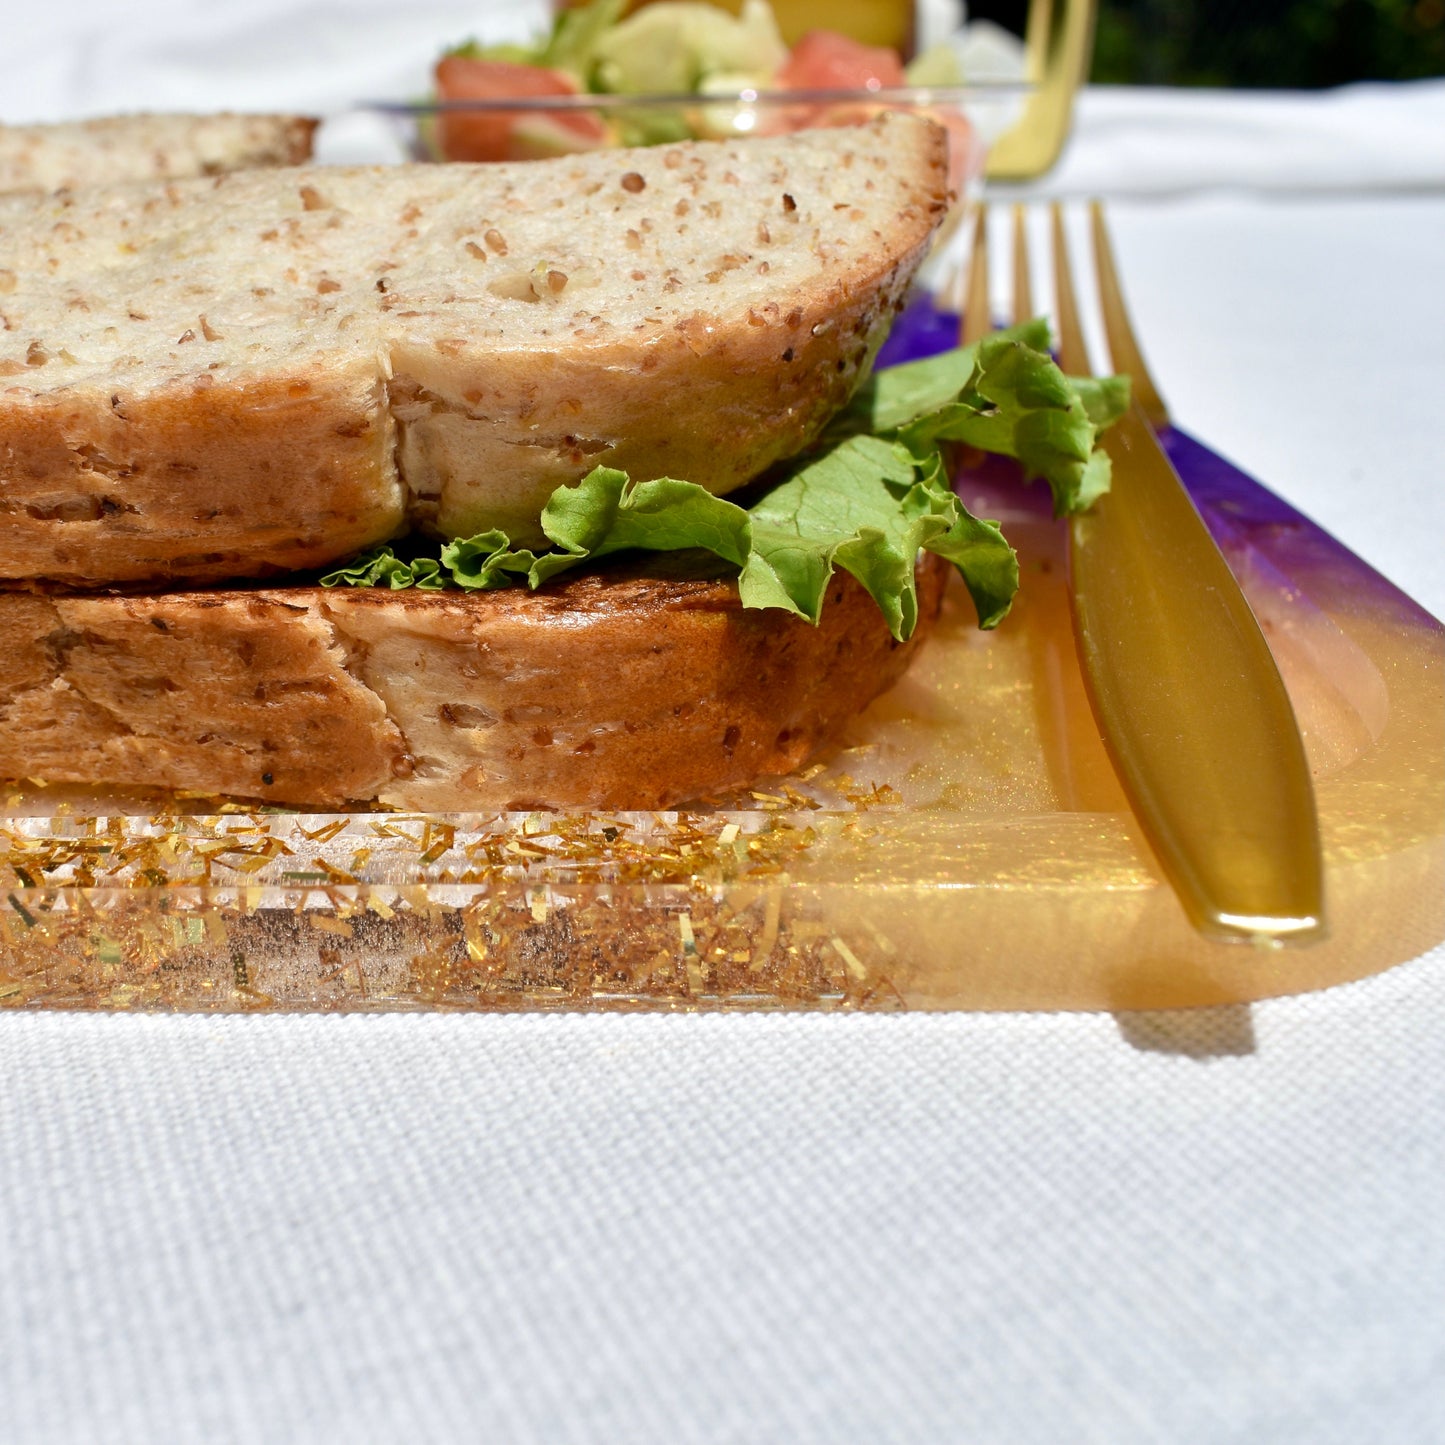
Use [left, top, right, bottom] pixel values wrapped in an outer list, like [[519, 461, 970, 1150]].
[[972, 0, 1445, 85], [1090, 0, 1445, 86]]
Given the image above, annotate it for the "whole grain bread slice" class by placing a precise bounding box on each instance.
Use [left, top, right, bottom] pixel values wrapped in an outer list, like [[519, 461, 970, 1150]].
[[0, 113, 949, 589], [0, 553, 949, 810], [0, 113, 318, 196]]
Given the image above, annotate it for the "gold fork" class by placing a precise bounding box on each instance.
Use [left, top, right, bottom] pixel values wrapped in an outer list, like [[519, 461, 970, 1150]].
[[963, 202, 1325, 944]]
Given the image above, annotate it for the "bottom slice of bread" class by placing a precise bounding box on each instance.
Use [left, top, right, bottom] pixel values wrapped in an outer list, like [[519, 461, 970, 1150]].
[[0, 557, 948, 811]]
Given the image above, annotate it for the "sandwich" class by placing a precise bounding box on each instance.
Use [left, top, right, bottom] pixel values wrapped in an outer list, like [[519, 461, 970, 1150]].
[[0, 114, 1121, 811], [0, 112, 319, 197]]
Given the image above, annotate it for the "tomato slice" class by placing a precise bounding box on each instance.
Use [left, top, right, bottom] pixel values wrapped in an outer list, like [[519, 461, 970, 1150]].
[[774, 31, 907, 92], [434, 57, 610, 162], [765, 31, 976, 202]]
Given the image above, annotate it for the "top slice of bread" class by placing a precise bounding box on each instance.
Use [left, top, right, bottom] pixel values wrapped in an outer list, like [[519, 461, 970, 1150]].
[[0, 113, 949, 589], [0, 113, 319, 196]]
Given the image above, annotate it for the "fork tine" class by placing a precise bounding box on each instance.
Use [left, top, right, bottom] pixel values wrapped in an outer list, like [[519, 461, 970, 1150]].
[[1011, 204, 1034, 325], [1048, 203, 1091, 376], [960, 204, 992, 347], [1090, 202, 1170, 429]]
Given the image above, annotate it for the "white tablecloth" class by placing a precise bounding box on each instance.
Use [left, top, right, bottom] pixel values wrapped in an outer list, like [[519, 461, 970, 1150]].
[[3, 7, 1443, 1440]]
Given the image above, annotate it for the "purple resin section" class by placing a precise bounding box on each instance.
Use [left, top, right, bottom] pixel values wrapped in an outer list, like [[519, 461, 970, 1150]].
[[884, 294, 1439, 628], [875, 292, 963, 370], [1161, 427, 1440, 629]]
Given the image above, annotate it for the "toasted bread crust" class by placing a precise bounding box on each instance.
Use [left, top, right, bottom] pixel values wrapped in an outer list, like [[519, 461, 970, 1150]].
[[0, 115, 949, 588], [1, 364, 401, 587], [0, 557, 950, 810]]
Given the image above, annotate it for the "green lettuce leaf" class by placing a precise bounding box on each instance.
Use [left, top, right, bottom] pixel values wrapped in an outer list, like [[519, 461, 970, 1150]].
[[743, 435, 958, 637], [439, 0, 628, 78], [537, 468, 750, 573], [838, 320, 1049, 433], [320, 549, 445, 590], [324, 443, 1017, 641], [323, 330, 1122, 640], [539, 0, 629, 80], [838, 322, 1129, 516], [1071, 374, 1133, 429]]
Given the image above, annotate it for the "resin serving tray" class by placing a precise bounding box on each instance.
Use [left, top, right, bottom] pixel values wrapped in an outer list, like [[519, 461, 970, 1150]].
[[0, 435, 1440, 1012]]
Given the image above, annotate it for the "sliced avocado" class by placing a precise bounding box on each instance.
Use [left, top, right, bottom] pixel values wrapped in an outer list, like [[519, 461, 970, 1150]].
[[591, 0, 787, 94], [904, 41, 965, 87]]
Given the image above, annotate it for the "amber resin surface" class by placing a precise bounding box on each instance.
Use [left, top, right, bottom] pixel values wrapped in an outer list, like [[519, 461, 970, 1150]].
[[1, 446, 1440, 1012]]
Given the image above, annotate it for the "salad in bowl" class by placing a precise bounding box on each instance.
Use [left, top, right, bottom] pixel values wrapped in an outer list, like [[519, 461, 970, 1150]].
[[388, 0, 1021, 205]]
